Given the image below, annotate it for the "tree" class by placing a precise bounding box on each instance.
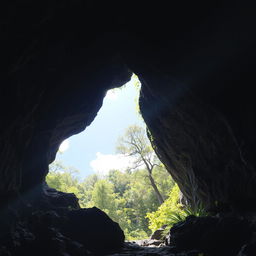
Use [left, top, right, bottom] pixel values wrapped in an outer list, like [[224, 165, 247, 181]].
[[46, 152, 175, 240], [122, 169, 160, 235], [108, 169, 130, 196], [117, 125, 165, 205], [91, 179, 116, 214], [78, 174, 100, 207], [47, 161, 80, 194]]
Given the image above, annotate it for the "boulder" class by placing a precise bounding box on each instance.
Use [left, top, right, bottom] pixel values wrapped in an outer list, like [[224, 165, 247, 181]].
[[168, 215, 253, 256], [150, 225, 167, 240], [0, 211, 86, 256], [44, 184, 80, 210], [61, 207, 125, 255], [134, 239, 163, 247]]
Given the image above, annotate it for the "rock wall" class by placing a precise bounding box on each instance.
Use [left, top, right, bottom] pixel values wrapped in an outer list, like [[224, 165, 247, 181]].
[[1, 1, 132, 197], [121, 3, 256, 212], [1, 0, 256, 212], [139, 74, 256, 212]]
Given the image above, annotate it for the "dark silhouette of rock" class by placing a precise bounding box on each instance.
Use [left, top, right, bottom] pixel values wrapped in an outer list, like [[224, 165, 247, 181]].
[[0, 210, 87, 256], [167, 215, 253, 256], [44, 183, 80, 210], [150, 225, 167, 240], [61, 207, 125, 255]]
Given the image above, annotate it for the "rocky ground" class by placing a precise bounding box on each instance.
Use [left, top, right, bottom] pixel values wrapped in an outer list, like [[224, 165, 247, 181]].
[[1, 187, 256, 256], [105, 242, 202, 256], [107, 214, 256, 256]]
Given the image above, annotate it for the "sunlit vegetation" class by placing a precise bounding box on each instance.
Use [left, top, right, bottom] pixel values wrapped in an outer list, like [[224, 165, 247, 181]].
[[146, 184, 183, 232], [46, 125, 185, 240], [47, 161, 177, 240]]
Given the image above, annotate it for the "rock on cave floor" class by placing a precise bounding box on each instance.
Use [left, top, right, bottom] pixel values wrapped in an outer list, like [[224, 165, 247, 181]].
[[105, 242, 200, 256]]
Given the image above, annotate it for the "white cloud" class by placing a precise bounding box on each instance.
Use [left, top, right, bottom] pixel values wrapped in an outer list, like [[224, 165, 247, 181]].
[[58, 139, 70, 153], [90, 152, 138, 175]]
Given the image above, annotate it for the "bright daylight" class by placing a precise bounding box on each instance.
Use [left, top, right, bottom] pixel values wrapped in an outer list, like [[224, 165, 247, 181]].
[[46, 74, 187, 241]]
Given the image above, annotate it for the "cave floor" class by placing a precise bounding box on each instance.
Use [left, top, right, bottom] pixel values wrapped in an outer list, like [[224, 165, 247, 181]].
[[105, 242, 199, 256], [106, 242, 173, 256]]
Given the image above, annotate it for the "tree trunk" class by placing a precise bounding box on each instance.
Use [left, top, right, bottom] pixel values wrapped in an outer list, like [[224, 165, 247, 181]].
[[141, 156, 165, 205], [148, 172, 164, 205]]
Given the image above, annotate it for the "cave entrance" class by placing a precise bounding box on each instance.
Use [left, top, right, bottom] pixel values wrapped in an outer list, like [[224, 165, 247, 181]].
[[46, 74, 175, 241]]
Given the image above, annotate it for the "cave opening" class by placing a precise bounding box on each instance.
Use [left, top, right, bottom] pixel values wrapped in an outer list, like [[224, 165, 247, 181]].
[[2, 2, 256, 255], [46, 74, 175, 242]]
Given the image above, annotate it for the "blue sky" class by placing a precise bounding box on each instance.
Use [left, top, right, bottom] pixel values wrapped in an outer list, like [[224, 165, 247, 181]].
[[54, 75, 145, 179]]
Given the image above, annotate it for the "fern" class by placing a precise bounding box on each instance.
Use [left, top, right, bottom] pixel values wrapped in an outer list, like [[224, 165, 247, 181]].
[[147, 184, 209, 233], [167, 211, 186, 224]]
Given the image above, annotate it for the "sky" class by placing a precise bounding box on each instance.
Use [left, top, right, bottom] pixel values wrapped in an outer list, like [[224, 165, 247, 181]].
[[53, 75, 145, 179]]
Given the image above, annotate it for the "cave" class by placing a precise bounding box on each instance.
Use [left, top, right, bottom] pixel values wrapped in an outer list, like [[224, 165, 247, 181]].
[[1, 1, 256, 255]]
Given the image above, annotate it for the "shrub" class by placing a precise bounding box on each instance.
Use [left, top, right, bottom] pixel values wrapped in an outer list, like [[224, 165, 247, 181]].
[[146, 184, 208, 233]]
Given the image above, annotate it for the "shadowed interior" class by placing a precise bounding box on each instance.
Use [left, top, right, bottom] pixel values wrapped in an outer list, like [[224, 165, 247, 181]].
[[1, 1, 256, 255]]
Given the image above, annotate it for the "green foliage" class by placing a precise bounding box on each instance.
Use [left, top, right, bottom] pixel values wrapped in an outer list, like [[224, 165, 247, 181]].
[[125, 229, 148, 241], [146, 184, 183, 232], [116, 125, 151, 160], [46, 161, 80, 194], [183, 202, 208, 217], [46, 125, 177, 240], [91, 180, 116, 211], [117, 125, 167, 205], [131, 73, 143, 117], [152, 165, 175, 200], [46, 160, 175, 240], [166, 202, 208, 228], [146, 184, 208, 233], [108, 170, 130, 196]]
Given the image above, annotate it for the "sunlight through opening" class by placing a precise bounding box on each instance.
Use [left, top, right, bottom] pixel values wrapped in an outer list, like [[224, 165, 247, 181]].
[[46, 74, 177, 242]]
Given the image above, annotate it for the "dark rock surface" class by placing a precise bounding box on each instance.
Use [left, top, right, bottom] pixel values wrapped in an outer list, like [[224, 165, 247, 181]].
[[133, 239, 164, 247], [1, 1, 256, 255], [166, 215, 253, 256], [150, 225, 167, 240], [0, 210, 86, 256], [139, 76, 256, 211], [1, 0, 256, 214], [238, 242, 256, 256], [106, 242, 202, 256], [61, 207, 125, 255], [0, 207, 124, 255], [43, 183, 80, 210]]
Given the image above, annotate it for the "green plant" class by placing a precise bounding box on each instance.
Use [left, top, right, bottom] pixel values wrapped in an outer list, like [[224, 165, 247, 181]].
[[183, 202, 208, 217], [146, 184, 183, 232], [167, 211, 186, 225], [166, 203, 209, 231], [147, 184, 209, 233]]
